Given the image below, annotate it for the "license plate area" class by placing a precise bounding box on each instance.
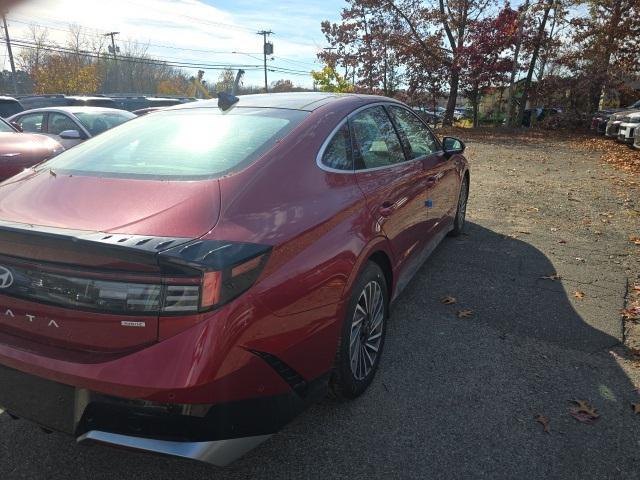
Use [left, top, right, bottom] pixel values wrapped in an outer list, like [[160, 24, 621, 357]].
[[0, 363, 75, 434]]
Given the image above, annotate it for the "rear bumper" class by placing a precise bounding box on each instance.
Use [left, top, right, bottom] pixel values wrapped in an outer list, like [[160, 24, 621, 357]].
[[0, 361, 327, 465]]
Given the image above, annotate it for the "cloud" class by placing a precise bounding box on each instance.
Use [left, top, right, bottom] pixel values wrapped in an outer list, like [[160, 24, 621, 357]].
[[6, 0, 344, 87]]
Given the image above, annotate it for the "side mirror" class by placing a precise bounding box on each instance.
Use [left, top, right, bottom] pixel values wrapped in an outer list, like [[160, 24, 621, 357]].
[[59, 129, 82, 140], [11, 121, 23, 132], [442, 136, 465, 155]]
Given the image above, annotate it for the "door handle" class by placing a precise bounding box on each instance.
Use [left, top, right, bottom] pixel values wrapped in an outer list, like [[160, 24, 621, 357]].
[[379, 201, 394, 217], [426, 172, 444, 185]]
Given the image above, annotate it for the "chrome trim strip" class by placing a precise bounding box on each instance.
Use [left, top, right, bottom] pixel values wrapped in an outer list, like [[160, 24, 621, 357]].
[[77, 430, 272, 466]]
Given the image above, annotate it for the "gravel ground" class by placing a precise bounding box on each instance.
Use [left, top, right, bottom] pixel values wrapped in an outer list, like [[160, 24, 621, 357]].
[[1, 131, 639, 479]]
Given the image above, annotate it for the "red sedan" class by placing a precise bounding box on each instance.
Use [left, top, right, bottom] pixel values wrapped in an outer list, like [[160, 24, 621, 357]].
[[0, 93, 469, 465], [0, 117, 64, 181]]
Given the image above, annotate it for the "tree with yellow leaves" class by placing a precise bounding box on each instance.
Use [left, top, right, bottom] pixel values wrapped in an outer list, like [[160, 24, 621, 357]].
[[311, 66, 353, 93], [32, 54, 99, 95]]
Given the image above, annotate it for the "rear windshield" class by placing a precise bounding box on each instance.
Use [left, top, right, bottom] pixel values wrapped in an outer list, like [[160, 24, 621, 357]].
[[74, 111, 135, 136], [41, 107, 307, 180], [0, 100, 24, 118]]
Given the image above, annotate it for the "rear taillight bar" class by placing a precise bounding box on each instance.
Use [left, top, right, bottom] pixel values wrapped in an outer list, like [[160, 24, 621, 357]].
[[0, 240, 270, 316]]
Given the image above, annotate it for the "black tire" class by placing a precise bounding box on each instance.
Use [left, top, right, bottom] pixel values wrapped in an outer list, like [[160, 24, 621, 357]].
[[449, 174, 469, 237], [330, 261, 388, 399]]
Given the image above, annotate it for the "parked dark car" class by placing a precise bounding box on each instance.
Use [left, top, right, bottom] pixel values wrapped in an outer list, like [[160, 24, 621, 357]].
[[0, 116, 63, 181], [64, 96, 118, 108], [112, 96, 194, 111], [132, 107, 165, 116], [9, 106, 136, 149], [17, 94, 69, 110], [0, 96, 24, 118], [0, 93, 469, 466]]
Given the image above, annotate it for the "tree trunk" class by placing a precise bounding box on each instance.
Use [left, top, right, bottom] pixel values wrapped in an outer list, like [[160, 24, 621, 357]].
[[516, 0, 553, 126], [506, 0, 530, 127], [444, 66, 460, 125], [589, 0, 622, 110], [472, 85, 479, 128]]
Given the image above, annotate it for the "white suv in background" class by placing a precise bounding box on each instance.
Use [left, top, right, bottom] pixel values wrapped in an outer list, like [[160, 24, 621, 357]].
[[617, 111, 640, 144]]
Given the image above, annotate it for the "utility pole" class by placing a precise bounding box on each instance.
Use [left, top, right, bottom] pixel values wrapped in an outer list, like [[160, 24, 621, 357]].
[[104, 31, 120, 93], [2, 15, 18, 94], [104, 31, 120, 62], [257, 30, 273, 93]]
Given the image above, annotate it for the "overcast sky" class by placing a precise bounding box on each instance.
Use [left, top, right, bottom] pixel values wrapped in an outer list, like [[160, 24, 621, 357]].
[[3, 0, 347, 88]]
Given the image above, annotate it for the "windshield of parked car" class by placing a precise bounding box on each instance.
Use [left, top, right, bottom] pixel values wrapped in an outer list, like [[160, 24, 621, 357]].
[[41, 107, 307, 179], [74, 111, 135, 136]]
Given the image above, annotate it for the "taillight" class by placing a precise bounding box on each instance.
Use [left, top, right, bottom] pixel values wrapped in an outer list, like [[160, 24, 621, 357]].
[[0, 240, 270, 316], [159, 239, 271, 314]]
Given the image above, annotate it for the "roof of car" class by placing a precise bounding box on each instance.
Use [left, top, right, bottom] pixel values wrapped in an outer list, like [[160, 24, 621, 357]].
[[65, 96, 114, 101], [177, 92, 400, 112], [13, 106, 135, 116]]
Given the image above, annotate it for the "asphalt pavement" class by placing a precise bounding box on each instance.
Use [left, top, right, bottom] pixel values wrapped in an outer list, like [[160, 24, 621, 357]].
[[1, 131, 639, 479]]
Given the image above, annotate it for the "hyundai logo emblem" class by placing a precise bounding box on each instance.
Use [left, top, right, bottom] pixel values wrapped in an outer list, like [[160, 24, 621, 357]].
[[0, 266, 14, 289]]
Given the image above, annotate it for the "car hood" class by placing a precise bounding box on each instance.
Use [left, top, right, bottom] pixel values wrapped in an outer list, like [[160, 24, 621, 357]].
[[0, 170, 220, 238], [0, 132, 61, 159]]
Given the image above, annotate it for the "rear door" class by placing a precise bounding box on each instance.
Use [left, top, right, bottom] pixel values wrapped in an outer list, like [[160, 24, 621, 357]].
[[386, 105, 458, 235], [351, 104, 430, 276]]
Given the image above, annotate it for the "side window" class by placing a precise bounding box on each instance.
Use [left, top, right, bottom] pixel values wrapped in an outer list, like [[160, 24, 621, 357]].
[[48, 113, 78, 135], [321, 122, 353, 170], [387, 106, 438, 159], [16, 113, 45, 133], [350, 106, 405, 169]]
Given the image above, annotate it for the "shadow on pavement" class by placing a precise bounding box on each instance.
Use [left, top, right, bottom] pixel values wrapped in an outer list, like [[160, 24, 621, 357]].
[[1, 222, 638, 479]]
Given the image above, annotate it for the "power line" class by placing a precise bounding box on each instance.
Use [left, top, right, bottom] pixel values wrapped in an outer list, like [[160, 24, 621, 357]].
[[1, 38, 266, 71], [272, 55, 318, 68]]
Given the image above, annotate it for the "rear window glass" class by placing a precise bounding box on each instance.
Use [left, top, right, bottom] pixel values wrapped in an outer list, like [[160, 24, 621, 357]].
[[41, 107, 307, 180], [0, 100, 23, 118]]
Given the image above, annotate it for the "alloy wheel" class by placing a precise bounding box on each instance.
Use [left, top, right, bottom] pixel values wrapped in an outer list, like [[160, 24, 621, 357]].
[[349, 280, 385, 380]]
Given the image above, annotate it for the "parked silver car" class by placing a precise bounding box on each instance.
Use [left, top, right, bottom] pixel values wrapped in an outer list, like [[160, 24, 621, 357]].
[[617, 111, 640, 144], [8, 107, 135, 149]]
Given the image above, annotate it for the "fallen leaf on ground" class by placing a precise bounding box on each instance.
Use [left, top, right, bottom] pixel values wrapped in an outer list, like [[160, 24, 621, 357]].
[[535, 414, 551, 433], [558, 239, 567, 244], [569, 399, 599, 424], [622, 307, 640, 320], [541, 274, 562, 281], [441, 295, 457, 305], [631, 236, 640, 246], [457, 309, 473, 319], [574, 291, 585, 299], [632, 403, 640, 415]]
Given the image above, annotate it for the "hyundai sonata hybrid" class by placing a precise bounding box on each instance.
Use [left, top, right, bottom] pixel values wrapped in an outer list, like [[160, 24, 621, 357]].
[[0, 92, 469, 465]]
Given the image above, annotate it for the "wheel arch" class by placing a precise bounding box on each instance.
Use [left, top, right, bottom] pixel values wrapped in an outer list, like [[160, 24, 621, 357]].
[[343, 236, 396, 303], [368, 250, 393, 296]]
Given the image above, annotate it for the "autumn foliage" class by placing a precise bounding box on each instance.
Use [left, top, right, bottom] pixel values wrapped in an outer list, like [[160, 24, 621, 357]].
[[32, 54, 99, 95], [318, 0, 640, 126]]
